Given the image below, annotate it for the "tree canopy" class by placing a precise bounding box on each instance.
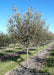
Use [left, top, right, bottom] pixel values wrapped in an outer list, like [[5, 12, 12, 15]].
[[7, 6, 54, 47]]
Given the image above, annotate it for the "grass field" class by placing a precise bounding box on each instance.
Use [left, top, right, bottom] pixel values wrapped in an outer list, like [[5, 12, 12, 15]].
[[40, 47, 54, 75], [0, 43, 22, 51], [0, 43, 52, 75], [0, 47, 24, 55]]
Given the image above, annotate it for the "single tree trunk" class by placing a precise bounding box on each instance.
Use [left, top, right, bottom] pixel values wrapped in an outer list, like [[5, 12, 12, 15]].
[[38, 44, 39, 56], [26, 47, 29, 68], [44, 42, 45, 49]]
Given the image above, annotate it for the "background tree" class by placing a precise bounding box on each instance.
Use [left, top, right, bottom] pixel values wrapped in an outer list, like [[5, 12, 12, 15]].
[[0, 32, 10, 47]]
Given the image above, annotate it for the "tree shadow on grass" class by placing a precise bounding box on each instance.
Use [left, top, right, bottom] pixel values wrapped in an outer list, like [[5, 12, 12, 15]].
[[11, 55, 25, 63], [5, 50, 14, 53], [46, 49, 54, 67], [0, 53, 25, 62], [50, 49, 54, 56], [39, 49, 54, 75], [0, 53, 4, 57], [15, 47, 22, 50], [0, 48, 35, 70], [29, 49, 36, 51], [0, 49, 31, 63], [39, 69, 50, 75]]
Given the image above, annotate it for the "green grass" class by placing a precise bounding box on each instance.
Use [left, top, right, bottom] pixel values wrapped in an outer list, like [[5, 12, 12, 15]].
[[0, 44, 15, 50], [0, 61, 18, 75], [0, 42, 52, 75], [0, 48, 6, 50], [0, 43, 22, 51], [0, 47, 24, 55], [40, 48, 54, 75], [0, 46, 14, 50]]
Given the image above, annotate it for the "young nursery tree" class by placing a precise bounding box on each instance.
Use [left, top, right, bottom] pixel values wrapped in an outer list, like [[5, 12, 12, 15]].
[[8, 6, 35, 67], [7, 6, 54, 67]]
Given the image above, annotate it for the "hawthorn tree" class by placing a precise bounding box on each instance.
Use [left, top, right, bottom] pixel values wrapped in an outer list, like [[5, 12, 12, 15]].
[[7, 6, 54, 67]]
